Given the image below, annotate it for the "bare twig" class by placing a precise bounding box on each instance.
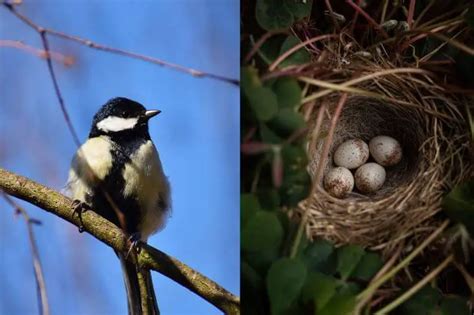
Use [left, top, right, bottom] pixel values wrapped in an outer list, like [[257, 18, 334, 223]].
[[39, 31, 82, 146], [0, 40, 74, 65], [0, 168, 240, 314], [2, 3, 238, 86], [289, 93, 348, 258], [1, 192, 50, 315], [357, 220, 450, 303], [346, 0, 389, 38], [374, 255, 454, 314], [268, 34, 337, 71], [407, 0, 416, 29], [244, 31, 287, 64]]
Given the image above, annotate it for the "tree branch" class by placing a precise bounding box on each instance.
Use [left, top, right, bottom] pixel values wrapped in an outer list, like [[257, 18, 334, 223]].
[[2, 193, 50, 315], [2, 3, 239, 86], [0, 167, 240, 314]]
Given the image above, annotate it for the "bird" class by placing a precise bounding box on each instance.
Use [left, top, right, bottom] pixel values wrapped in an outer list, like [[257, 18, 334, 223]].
[[65, 97, 170, 315]]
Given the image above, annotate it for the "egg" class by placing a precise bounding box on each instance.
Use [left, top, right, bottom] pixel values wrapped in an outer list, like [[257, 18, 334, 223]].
[[333, 139, 369, 169], [324, 167, 354, 198], [354, 163, 386, 193], [369, 135, 402, 166]]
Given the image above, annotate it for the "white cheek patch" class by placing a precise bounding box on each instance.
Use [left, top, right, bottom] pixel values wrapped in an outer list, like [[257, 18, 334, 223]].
[[97, 116, 138, 132]]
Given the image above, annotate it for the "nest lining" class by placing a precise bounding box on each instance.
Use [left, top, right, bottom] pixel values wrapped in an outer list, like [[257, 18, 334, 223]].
[[299, 69, 472, 253]]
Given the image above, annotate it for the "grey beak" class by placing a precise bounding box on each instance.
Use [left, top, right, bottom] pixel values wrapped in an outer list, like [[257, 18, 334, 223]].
[[144, 110, 161, 119]]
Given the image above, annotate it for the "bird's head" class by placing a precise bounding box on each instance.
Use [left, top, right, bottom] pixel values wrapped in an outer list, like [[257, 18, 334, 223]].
[[89, 97, 160, 139]]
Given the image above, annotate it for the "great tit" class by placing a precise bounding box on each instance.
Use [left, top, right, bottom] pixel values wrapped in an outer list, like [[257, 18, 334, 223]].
[[66, 97, 170, 315]]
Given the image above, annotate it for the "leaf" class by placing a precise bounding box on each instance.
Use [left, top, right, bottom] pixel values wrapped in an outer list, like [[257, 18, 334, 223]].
[[396, 285, 441, 315], [260, 122, 282, 144], [279, 36, 311, 67], [257, 188, 281, 210], [241, 194, 260, 228], [266, 258, 307, 315], [351, 252, 383, 281], [442, 181, 474, 233], [318, 293, 356, 315], [271, 108, 305, 134], [247, 87, 279, 121], [242, 66, 261, 95], [273, 77, 302, 108], [439, 296, 470, 315], [284, 0, 313, 19], [301, 272, 338, 310], [336, 245, 365, 280], [244, 247, 280, 276], [303, 239, 335, 274], [242, 211, 284, 252], [256, 0, 294, 31], [260, 35, 287, 65], [242, 261, 266, 315]]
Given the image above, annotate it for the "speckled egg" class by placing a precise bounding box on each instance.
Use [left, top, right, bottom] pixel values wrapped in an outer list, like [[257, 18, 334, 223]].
[[369, 136, 402, 166], [333, 139, 369, 169], [355, 163, 386, 193], [324, 167, 354, 198]]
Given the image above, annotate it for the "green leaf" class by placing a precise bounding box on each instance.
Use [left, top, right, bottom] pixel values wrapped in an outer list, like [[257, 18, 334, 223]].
[[260, 35, 287, 65], [247, 87, 279, 121], [351, 252, 383, 281], [257, 188, 281, 210], [271, 108, 305, 134], [301, 272, 338, 310], [318, 293, 356, 315], [241, 194, 261, 228], [279, 36, 311, 67], [244, 246, 280, 275], [396, 285, 441, 315], [242, 211, 284, 252], [242, 261, 266, 315], [336, 245, 365, 280], [260, 123, 282, 144], [284, 0, 313, 19], [273, 77, 302, 108], [303, 239, 335, 274], [242, 66, 261, 96], [266, 258, 307, 315], [337, 282, 361, 295], [256, 0, 294, 31], [439, 296, 470, 315], [442, 181, 474, 233]]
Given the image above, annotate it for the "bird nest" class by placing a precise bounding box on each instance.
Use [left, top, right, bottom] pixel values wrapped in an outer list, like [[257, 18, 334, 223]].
[[297, 61, 472, 254]]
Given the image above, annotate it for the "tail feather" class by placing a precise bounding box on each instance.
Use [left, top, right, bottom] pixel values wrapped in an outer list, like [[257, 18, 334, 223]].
[[119, 253, 142, 315]]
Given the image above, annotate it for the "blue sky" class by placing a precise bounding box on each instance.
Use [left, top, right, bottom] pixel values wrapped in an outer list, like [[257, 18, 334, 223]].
[[0, 1, 239, 314]]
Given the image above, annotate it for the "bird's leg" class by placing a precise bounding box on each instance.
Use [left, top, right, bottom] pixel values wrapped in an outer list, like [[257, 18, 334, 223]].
[[71, 199, 90, 233], [126, 232, 143, 259]]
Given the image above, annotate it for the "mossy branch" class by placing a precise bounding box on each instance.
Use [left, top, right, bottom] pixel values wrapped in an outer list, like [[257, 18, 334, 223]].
[[0, 167, 240, 314]]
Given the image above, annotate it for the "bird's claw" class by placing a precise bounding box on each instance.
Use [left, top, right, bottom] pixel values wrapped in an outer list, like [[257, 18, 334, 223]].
[[71, 199, 89, 233], [126, 232, 143, 259]]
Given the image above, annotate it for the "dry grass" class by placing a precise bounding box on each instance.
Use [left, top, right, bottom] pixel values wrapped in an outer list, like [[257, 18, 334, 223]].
[[293, 39, 473, 255]]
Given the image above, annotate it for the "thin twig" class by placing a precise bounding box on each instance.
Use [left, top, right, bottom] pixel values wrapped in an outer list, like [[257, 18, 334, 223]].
[[374, 255, 454, 314], [268, 34, 337, 71], [244, 31, 286, 64], [289, 93, 348, 258], [345, 0, 389, 38], [39, 31, 82, 146], [357, 220, 450, 302], [0, 40, 74, 65], [407, 0, 416, 30], [2, 3, 238, 86], [2, 192, 50, 315]]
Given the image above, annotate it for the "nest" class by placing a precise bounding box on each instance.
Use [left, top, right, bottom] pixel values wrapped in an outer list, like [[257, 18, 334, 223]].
[[297, 56, 473, 254]]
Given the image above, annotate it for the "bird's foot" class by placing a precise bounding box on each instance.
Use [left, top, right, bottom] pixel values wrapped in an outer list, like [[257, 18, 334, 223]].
[[71, 199, 89, 233], [126, 232, 143, 259]]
